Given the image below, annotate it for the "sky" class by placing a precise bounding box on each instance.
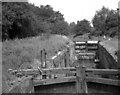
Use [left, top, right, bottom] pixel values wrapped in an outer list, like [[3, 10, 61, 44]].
[[28, 0, 119, 24]]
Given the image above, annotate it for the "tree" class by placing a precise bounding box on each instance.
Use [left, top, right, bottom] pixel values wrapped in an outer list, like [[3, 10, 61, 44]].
[[92, 6, 118, 37], [37, 5, 54, 20], [2, 3, 55, 40], [92, 6, 110, 35], [2, 2, 35, 40], [51, 21, 70, 35], [74, 19, 91, 35], [2, 2, 70, 41], [105, 10, 118, 37], [69, 22, 76, 35]]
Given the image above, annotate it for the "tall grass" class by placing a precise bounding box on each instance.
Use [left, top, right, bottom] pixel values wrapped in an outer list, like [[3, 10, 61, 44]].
[[2, 34, 72, 93]]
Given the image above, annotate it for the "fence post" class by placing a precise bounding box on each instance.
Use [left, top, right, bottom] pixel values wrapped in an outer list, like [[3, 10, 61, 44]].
[[44, 49, 47, 67], [52, 59, 56, 78], [66, 48, 70, 67], [30, 78, 34, 93], [76, 66, 87, 93], [40, 50, 43, 65], [86, 41, 88, 52], [64, 52, 67, 67]]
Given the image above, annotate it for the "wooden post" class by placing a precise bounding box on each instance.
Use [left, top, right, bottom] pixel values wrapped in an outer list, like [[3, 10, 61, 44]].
[[40, 50, 43, 65], [30, 78, 34, 93], [86, 41, 88, 52], [66, 48, 70, 67], [30, 87, 34, 93], [76, 66, 88, 93], [41, 49, 46, 68], [64, 51, 67, 77], [64, 52, 67, 67], [53, 59, 55, 78], [42, 49, 47, 79], [43, 49, 45, 66], [44, 49, 47, 67], [68, 48, 71, 66]]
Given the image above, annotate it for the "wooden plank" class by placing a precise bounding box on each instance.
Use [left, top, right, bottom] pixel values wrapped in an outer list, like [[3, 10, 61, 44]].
[[76, 66, 87, 93], [87, 47, 98, 50], [34, 76, 120, 87], [10, 68, 120, 77], [75, 42, 86, 44], [9, 68, 40, 76], [9, 67, 76, 76], [41, 67, 76, 75], [78, 52, 95, 56], [86, 69, 120, 75], [75, 50, 86, 53], [75, 46, 80, 48], [86, 77, 120, 86], [34, 76, 76, 86], [75, 46, 86, 48], [78, 56, 95, 60], [76, 66, 81, 93], [87, 41, 98, 44]]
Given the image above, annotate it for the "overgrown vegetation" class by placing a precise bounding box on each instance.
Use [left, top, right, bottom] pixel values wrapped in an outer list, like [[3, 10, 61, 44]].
[[2, 35, 73, 93]]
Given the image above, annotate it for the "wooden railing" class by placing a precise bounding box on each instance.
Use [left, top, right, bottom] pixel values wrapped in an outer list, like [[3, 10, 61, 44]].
[[8, 66, 120, 93]]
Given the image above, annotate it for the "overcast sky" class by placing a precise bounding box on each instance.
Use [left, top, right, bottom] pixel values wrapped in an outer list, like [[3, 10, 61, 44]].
[[28, 0, 119, 24]]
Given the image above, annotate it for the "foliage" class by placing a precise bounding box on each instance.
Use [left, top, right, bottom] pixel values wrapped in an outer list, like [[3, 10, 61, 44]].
[[2, 2, 69, 41], [69, 22, 76, 35], [51, 21, 70, 35], [92, 6, 119, 37], [2, 2, 39, 40], [73, 19, 92, 35]]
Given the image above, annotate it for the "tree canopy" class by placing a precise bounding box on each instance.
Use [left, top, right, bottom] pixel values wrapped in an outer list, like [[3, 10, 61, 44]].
[[2, 2, 69, 41], [92, 6, 119, 37], [71, 19, 92, 37]]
